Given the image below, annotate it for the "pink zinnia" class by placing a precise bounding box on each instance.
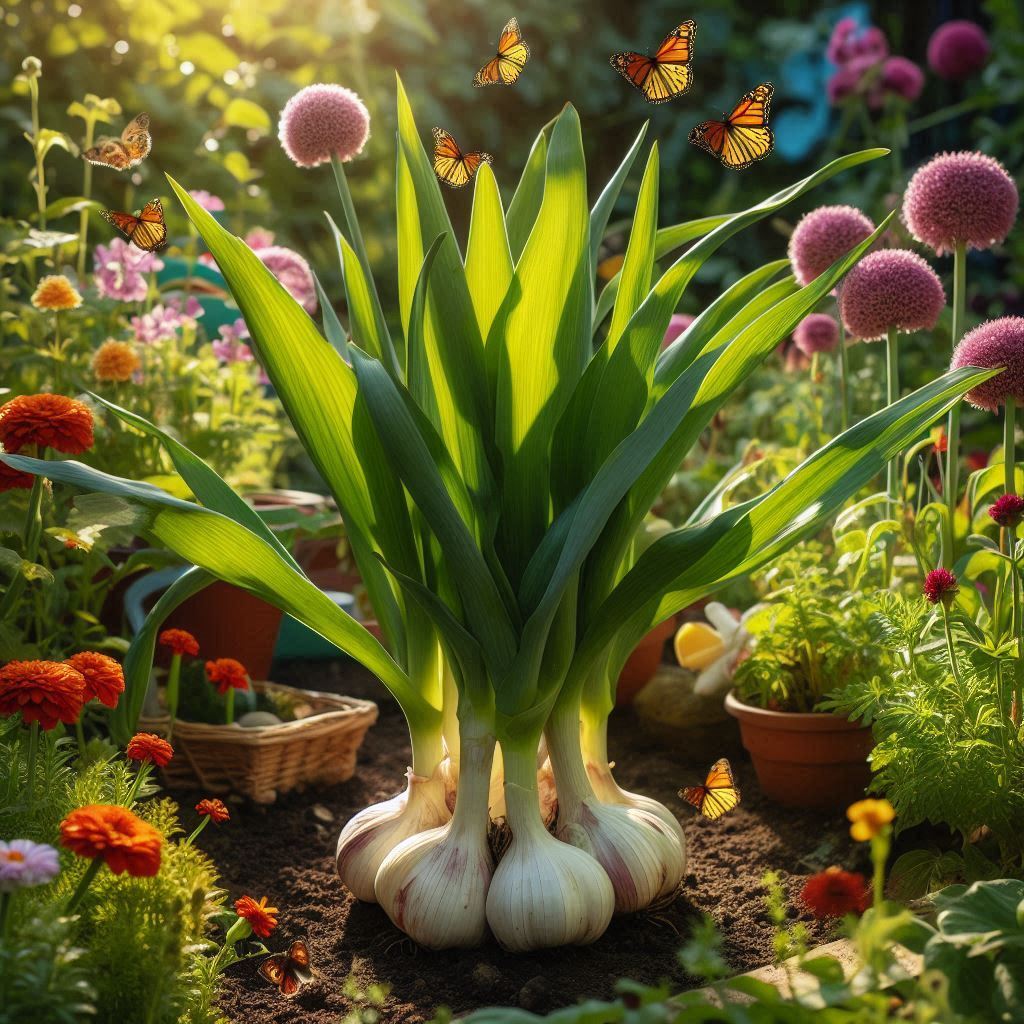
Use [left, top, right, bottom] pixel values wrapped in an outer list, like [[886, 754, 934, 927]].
[[212, 318, 254, 364], [278, 83, 370, 168], [788, 205, 875, 286], [839, 250, 945, 341], [93, 238, 163, 303], [950, 317, 1024, 412], [903, 152, 1018, 256], [662, 313, 695, 350], [254, 246, 317, 314], [188, 190, 225, 213], [793, 314, 839, 356], [927, 21, 990, 81], [989, 494, 1024, 529], [923, 568, 958, 606]]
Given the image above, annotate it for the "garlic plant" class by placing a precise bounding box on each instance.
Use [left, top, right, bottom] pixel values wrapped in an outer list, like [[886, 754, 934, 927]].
[[5, 78, 994, 952]]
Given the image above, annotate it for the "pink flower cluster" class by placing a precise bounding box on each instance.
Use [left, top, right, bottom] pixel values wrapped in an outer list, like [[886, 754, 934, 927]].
[[254, 245, 317, 314], [826, 19, 923, 109], [212, 318, 254, 364], [662, 313, 695, 350], [93, 238, 164, 303], [130, 295, 203, 345]]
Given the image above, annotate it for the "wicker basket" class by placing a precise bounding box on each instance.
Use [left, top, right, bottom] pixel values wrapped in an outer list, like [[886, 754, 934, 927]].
[[138, 682, 378, 804]]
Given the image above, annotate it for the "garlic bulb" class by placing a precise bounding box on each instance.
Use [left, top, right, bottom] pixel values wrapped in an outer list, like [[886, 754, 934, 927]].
[[335, 766, 450, 902]]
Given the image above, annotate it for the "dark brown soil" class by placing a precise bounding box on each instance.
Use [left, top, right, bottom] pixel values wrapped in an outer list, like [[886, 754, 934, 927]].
[[185, 659, 864, 1023]]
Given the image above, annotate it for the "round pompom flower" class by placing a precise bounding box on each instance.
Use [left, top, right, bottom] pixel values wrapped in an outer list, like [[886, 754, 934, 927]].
[[254, 246, 317, 314], [662, 313, 695, 350], [60, 804, 162, 876], [788, 205, 876, 286], [989, 494, 1024, 529], [205, 658, 250, 695], [196, 798, 230, 824], [125, 732, 174, 767], [792, 314, 839, 356], [927, 21, 990, 81], [903, 152, 1018, 256], [922, 568, 959, 607], [64, 651, 124, 709], [950, 317, 1024, 412], [0, 839, 60, 891], [278, 83, 370, 168], [0, 459, 34, 493], [31, 275, 82, 312], [800, 867, 870, 918], [159, 628, 199, 657], [0, 660, 86, 729], [0, 394, 94, 455], [92, 340, 140, 383], [847, 798, 896, 840], [234, 894, 278, 938], [838, 250, 945, 341], [872, 57, 924, 106]]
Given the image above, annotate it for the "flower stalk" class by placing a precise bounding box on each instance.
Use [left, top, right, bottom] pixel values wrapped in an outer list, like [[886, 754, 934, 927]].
[[945, 241, 967, 563]]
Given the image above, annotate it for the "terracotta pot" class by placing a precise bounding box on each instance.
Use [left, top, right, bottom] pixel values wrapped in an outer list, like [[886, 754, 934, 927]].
[[616, 617, 677, 706], [724, 690, 874, 810]]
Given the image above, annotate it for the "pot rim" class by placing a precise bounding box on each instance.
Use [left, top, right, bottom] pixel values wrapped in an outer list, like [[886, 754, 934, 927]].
[[724, 689, 866, 732]]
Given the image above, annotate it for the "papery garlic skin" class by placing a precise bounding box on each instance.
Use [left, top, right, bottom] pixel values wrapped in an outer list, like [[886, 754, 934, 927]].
[[335, 766, 450, 902]]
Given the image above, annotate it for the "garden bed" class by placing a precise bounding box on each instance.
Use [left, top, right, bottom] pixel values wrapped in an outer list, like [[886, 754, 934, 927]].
[[194, 660, 860, 1023]]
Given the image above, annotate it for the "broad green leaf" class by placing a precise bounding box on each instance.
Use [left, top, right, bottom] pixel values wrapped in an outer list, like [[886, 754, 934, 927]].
[[44, 196, 102, 219], [312, 271, 349, 357], [505, 130, 547, 263], [588, 121, 648, 276], [465, 163, 512, 341], [222, 97, 270, 131], [336, 227, 388, 366]]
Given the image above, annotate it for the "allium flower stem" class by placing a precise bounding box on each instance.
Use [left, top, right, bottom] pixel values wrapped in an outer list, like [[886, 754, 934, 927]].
[[1005, 398, 1016, 501], [940, 604, 964, 687], [945, 242, 967, 564], [885, 327, 900, 520], [838, 321, 850, 432]]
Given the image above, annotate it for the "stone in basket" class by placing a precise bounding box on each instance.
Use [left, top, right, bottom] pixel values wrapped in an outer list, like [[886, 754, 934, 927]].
[[139, 682, 378, 804]]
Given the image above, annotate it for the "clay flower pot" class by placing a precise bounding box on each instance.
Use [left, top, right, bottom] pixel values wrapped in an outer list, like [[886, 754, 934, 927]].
[[724, 690, 873, 810], [616, 617, 677, 706]]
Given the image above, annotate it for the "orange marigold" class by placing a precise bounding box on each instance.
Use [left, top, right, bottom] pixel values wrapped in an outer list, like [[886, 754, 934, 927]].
[[31, 275, 82, 311], [64, 651, 124, 709], [60, 804, 162, 876], [91, 340, 141, 383], [0, 458, 34, 493], [233, 894, 278, 938], [196, 798, 230, 823], [0, 660, 86, 730], [125, 732, 174, 767], [0, 394, 94, 455], [159, 629, 199, 658], [205, 658, 250, 695]]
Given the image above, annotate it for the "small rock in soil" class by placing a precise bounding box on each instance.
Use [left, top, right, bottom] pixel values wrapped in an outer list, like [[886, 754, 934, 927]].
[[471, 964, 503, 992], [311, 803, 335, 822], [518, 976, 552, 1012]]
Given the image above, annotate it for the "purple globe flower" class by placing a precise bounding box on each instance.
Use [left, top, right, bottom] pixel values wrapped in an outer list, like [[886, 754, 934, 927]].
[[278, 84, 370, 168], [0, 839, 60, 891], [793, 314, 840, 356], [662, 313, 695, 350], [869, 57, 924, 108], [788, 205, 876, 286], [254, 246, 317, 314], [839, 250, 945, 341], [827, 66, 861, 105], [903, 152, 1018, 256], [927, 21, 990, 81], [950, 317, 1024, 412]]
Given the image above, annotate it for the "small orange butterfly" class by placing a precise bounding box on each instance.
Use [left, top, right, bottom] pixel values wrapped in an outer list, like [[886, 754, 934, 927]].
[[432, 128, 492, 189], [690, 84, 775, 171], [473, 17, 530, 87], [82, 112, 152, 171], [610, 21, 696, 104], [100, 198, 167, 252], [680, 758, 741, 820], [258, 939, 313, 997]]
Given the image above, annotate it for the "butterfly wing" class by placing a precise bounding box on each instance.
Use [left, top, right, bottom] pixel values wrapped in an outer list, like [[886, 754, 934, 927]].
[[100, 209, 141, 237], [691, 84, 774, 170], [653, 20, 696, 63], [474, 17, 529, 86], [83, 138, 132, 171], [680, 758, 741, 820], [433, 128, 491, 189], [258, 954, 289, 992], [679, 784, 708, 812], [612, 21, 694, 103], [120, 112, 152, 167], [610, 52, 657, 92], [127, 199, 167, 251], [287, 939, 313, 982]]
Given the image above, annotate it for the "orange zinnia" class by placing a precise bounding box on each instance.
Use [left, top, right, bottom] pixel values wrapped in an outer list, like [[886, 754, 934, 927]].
[[64, 651, 125, 709], [205, 658, 250, 695], [159, 629, 200, 657], [0, 660, 86, 730], [60, 804, 162, 876], [125, 732, 174, 767], [195, 798, 230, 823], [92, 340, 141, 383], [234, 894, 278, 938], [31, 275, 83, 311], [0, 458, 34, 493], [0, 394, 94, 455]]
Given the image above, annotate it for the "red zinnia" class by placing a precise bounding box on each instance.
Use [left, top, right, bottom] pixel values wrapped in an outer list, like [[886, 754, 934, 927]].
[[0, 394, 94, 455], [801, 867, 870, 918], [923, 568, 959, 606], [205, 658, 250, 694], [159, 629, 199, 657], [64, 651, 125, 709], [195, 798, 230, 823], [989, 494, 1024, 529], [60, 804, 162, 876], [125, 732, 174, 767], [234, 894, 278, 938], [0, 660, 86, 730], [0, 458, 34, 493]]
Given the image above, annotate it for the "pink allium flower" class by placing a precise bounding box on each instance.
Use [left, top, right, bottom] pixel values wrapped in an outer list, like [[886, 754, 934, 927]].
[[923, 567, 958, 606], [278, 83, 370, 168], [793, 314, 840, 356], [212, 318, 254, 364], [839, 250, 945, 341], [950, 317, 1024, 412], [851, 26, 889, 63], [662, 313, 695, 350], [254, 245, 317, 314], [130, 296, 203, 345], [927, 21, 990, 81], [870, 57, 924, 108], [826, 18, 859, 64], [989, 494, 1024, 529], [244, 226, 275, 250], [827, 66, 861, 105], [188, 190, 225, 213], [93, 238, 163, 303], [788, 205, 876, 287], [903, 152, 1018, 256], [0, 839, 60, 891]]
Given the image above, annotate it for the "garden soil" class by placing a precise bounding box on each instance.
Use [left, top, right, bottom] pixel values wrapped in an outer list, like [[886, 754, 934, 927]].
[[190, 658, 865, 1023]]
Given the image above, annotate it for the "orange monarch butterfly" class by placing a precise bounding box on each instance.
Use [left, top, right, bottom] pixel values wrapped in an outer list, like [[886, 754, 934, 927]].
[[610, 21, 696, 104], [100, 198, 167, 252], [82, 112, 152, 171], [432, 128, 492, 189], [680, 758, 741, 820], [473, 17, 530, 87], [258, 939, 312, 997], [689, 83, 775, 171]]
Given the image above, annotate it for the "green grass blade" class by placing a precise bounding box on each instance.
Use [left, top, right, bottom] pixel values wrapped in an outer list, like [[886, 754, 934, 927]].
[[589, 121, 649, 277], [312, 270, 349, 359], [465, 163, 512, 341], [505, 131, 547, 263]]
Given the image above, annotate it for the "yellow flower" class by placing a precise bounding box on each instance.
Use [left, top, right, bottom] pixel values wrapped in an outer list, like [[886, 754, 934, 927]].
[[847, 798, 895, 841], [31, 275, 83, 312], [92, 340, 140, 383]]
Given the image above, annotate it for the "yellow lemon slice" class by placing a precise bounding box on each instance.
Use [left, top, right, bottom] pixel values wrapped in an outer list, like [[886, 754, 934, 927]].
[[674, 621, 726, 671]]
